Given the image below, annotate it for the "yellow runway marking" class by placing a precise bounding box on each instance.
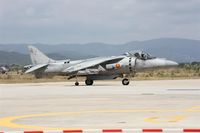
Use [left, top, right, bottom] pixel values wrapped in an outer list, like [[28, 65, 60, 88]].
[[0, 106, 199, 130], [144, 115, 186, 123], [187, 106, 200, 112], [0, 112, 83, 130]]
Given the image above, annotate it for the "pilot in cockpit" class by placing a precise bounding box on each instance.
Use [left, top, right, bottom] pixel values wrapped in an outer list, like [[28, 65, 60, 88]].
[[125, 51, 155, 60]]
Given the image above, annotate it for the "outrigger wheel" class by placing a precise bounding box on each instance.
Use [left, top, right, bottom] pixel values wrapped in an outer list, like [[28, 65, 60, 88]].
[[75, 81, 79, 86], [122, 78, 129, 85]]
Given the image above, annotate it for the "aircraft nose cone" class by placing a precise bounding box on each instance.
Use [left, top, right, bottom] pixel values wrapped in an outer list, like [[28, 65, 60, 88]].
[[165, 60, 178, 67], [149, 58, 178, 68]]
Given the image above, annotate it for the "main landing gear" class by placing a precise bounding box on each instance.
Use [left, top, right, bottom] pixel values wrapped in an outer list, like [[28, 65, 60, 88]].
[[122, 78, 129, 85], [85, 79, 94, 85], [74, 79, 94, 86]]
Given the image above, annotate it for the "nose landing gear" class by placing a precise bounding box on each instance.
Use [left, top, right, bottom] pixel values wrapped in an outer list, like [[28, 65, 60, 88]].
[[122, 78, 129, 85]]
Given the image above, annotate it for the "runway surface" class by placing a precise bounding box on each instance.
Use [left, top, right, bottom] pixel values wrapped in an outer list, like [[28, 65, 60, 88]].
[[0, 79, 200, 131]]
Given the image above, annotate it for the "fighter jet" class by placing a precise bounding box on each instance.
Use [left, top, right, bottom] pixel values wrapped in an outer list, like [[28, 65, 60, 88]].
[[0, 66, 9, 74], [25, 46, 178, 85]]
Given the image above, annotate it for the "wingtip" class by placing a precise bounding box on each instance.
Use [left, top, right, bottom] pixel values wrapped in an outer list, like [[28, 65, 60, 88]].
[[24, 69, 31, 74]]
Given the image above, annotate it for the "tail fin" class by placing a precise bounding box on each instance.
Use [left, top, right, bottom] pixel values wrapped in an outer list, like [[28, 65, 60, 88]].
[[28, 45, 55, 65]]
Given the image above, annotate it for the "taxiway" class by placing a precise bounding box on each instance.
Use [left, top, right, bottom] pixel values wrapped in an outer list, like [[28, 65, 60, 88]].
[[0, 79, 200, 131]]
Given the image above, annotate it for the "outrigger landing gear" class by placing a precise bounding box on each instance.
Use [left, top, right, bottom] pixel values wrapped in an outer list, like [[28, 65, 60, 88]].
[[75, 75, 79, 86], [122, 78, 129, 85], [75, 81, 79, 86], [85, 79, 94, 86]]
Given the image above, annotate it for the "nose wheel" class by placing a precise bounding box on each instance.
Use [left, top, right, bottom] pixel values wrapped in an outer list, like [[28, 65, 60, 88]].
[[122, 78, 129, 85]]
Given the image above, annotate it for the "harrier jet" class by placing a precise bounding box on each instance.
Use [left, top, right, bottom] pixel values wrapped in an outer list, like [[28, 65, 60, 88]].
[[25, 46, 178, 86], [0, 66, 9, 74]]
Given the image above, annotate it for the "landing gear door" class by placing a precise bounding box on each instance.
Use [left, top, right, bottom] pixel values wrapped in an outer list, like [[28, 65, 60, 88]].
[[129, 57, 137, 74]]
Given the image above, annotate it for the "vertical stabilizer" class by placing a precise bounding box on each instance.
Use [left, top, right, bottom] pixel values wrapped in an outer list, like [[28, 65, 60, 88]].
[[28, 45, 55, 65]]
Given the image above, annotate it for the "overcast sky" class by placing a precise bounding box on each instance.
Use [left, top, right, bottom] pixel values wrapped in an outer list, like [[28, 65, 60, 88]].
[[0, 0, 200, 44]]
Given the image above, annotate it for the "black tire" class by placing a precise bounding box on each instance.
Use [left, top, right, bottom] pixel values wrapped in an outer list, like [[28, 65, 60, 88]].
[[122, 78, 129, 85], [75, 82, 79, 86], [85, 79, 94, 85]]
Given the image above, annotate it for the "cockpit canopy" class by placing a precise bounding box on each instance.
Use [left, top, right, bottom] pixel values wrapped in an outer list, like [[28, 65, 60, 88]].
[[124, 51, 156, 60]]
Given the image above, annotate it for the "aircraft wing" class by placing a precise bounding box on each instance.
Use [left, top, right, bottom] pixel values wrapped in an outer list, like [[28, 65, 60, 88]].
[[25, 64, 48, 74], [64, 56, 125, 73]]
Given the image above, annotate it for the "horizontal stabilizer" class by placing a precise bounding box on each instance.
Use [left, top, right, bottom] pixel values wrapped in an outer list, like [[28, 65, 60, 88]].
[[25, 64, 48, 74]]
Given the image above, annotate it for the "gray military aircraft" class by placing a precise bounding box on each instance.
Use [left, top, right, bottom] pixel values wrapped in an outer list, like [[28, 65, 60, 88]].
[[25, 46, 178, 86], [0, 66, 9, 74]]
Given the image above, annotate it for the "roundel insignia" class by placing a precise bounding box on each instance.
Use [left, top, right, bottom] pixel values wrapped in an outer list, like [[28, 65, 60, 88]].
[[115, 63, 121, 69]]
